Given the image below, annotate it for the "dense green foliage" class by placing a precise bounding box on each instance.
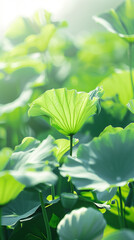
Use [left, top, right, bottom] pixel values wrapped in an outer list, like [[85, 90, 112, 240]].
[[1, 1, 134, 239]]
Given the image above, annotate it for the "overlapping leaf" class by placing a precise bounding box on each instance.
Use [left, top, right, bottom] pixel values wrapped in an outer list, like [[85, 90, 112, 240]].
[[2, 189, 59, 226], [100, 70, 134, 106], [0, 173, 24, 205], [60, 123, 134, 191], [0, 136, 58, 205], [5, 135, 58, 187], [28, 88, 103, 136], [57, 207, 106, 240], [53, 138, 79, 162], [94, 0, 134, 42], [103, 229, 134, 240]]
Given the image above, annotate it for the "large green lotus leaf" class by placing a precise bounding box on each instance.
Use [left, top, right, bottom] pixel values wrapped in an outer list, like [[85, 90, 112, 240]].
[[5, 135, 58, 187], [2, 189, 59, 226], [0, 172, 24, 205], [53, 138, 79, 162], [0, 148, 12, 171], [57, 207, 106, 240], [103, 229, 134, 240], [100, 70, 134, 106], [28, 88, 103, 136], [9, 24, 56, 57], [94, 0, 134, 42], [60, 123, 134, 191], [7, 135, 58, 171], [10, 170, 57, 188]]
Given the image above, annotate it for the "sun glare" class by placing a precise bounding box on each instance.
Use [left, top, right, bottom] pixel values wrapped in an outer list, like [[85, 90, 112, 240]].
[[1, 0, 63, 34]]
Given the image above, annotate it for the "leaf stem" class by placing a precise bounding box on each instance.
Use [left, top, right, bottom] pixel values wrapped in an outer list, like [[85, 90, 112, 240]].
[[51, 185, 55, 200], [70, 134, 73, 156], [128, 42, 134, 98], [39, 192, 52, 240], [69, 134, 74, 193], [118, 187, 125, 228]]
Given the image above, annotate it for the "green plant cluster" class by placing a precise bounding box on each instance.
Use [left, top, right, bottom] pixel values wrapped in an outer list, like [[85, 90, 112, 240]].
[[1, 1, 134, 239]]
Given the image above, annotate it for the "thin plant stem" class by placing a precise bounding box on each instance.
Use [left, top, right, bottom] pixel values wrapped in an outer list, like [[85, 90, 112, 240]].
[[128, 42, 134, 98], [51, 185, 55, 200], [70, 134, 74, 193], [70, 134, 73, 156], [39, 192, 52, 240], [118, 187, 125, 228]]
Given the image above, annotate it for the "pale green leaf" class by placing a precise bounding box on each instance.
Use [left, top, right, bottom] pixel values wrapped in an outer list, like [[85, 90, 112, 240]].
[[94, 0, 134, 42], [57, 207, 106, 240], [6, 135, 58, 187], [0, 172, 24, 205], [60, 123, 134, 191], [100, 70, 134, 106], [28, 88, 102, 136], [103, 229, 134, 240], [9, 24, 56, 57], [53, 138, 79, 161]]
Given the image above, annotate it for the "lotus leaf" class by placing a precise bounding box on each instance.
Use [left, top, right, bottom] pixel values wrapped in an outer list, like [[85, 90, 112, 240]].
[[2, 189, 59, 226], [103, 229, 134, 240], [100, 70, 134, 106], [28, 88, 103, 136], [60, 123, 134, 191], [5, 135, 58, 187], [53, 138, 79, 161], [0, 136, 57, 205], [57, 207, 106, 240], [94, 0, 134, 42], [0, 172, 24, 205]]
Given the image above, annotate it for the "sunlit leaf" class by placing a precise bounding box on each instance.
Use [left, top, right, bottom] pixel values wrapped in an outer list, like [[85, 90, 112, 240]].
[[53, 138, 79, 161], [6, 135, 58, 187], [9, 24, 56, 57], [100, 70, 134, 106], [94, 0, 134, 42], [57, 207, 106, 240], [0, 172, 24, 205], [28, 88, 103, 136], [5, 17, 36, 44], [60, 123, 134, 191]]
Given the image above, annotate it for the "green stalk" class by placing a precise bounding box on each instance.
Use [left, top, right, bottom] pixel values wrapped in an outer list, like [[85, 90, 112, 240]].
[[39, 192, 52, 240], [70, 134, 73, 156], [118, 187, 125, 228], [70, 134, 74, 193], [51, 185, 55, 200], [128, 42, 134, 98]]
